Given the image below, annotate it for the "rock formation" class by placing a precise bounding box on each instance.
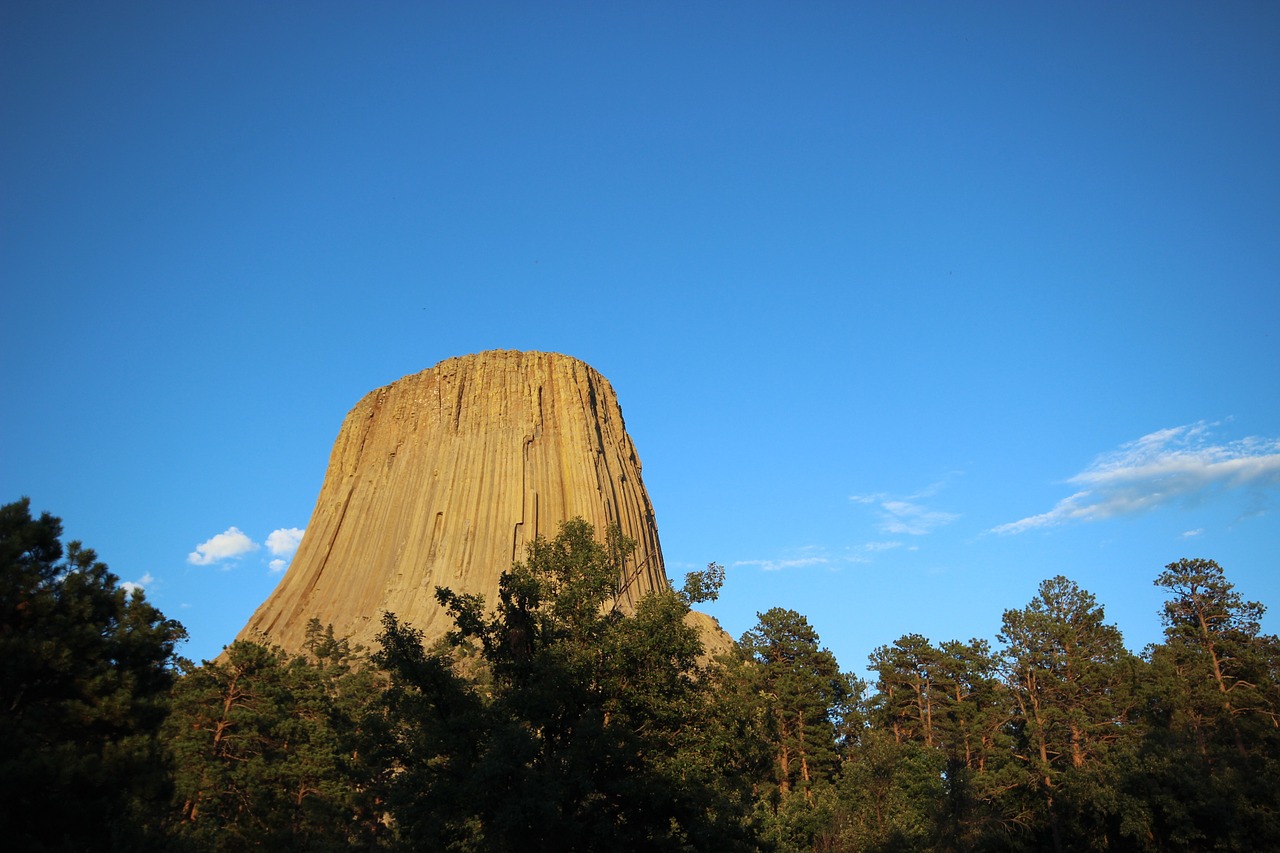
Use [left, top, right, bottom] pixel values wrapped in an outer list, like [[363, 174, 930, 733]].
[[235, 350, 727, 656]]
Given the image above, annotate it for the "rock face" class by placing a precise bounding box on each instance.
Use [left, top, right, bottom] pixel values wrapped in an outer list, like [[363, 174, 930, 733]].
[[235, 350, 693, 655]]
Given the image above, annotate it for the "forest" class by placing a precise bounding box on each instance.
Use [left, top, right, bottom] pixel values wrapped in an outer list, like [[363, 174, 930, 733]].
[[2, 496, 1277, 852]]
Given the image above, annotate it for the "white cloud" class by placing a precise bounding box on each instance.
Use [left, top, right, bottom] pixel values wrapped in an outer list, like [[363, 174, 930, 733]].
[[864, 541, 903, 552], [880, 500, 960, 535], [188, 527, 258, 565], [269, 559, 287, 572], [120, 572, 154, 595], [851, 488, 959, 536], [992, 423, 1280, 535], [266, 527, 305, 557], [734, 556, 829, 572], [1182, 529, 1203, 538]]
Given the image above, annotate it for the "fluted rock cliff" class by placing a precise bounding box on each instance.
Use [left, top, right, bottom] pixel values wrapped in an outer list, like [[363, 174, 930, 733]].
[[235, 350, 725, 655]]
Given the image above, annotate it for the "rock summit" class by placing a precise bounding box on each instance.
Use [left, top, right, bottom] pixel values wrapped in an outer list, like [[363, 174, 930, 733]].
[[234, 350, 703, 655]]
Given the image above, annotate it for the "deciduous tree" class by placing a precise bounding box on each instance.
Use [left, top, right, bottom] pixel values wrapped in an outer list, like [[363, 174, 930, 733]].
[[375, 519, 756, 851]]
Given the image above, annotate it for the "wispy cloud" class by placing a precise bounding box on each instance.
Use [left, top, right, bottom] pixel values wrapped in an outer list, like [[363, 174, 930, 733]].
[[740, 480, 959, 574], [188, 527, 258, 565], [851, 485, 960, 536], [880, 500, 960, 535], [992, 422, 1280, 535], [734, 555, 830, 572]]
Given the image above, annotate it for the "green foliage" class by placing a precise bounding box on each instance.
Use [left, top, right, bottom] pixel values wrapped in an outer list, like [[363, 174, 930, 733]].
[[736, 607, 855, 851], [374, 518, 758, 851], [164, 621, 387, 851], [997, 576, 1143, 850], [0, 498, 187, 851], [833, 730, 947, 853], [865, 634, 1015, 851], [869, 633, 946, 747], [1153, 558, 1276, 747], [739, 608, 851, 797], [1127, 558, 1280, 851], [681, 561, 726, 604], [7, 492, 1277, 853]]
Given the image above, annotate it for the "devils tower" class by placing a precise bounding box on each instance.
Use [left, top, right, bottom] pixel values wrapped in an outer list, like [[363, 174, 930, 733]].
[[235, 350, 685, 654]]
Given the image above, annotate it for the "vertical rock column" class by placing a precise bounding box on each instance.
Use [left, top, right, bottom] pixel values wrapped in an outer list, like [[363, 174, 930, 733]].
[[234, 350, 670, 654]]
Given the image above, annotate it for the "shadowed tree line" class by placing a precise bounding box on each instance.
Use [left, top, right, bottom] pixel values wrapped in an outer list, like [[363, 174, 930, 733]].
[[2, 498, 1277, 851]]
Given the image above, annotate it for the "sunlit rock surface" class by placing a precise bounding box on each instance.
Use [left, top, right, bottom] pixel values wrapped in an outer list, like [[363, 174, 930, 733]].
[[235, 350, 730, 656]]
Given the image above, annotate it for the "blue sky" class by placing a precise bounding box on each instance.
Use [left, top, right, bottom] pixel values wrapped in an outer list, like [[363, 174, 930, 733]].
[[3, 2, 1277, 671]]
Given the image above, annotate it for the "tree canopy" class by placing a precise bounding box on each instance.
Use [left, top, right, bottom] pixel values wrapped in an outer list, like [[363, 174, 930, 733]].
[[5, 495, 1278, 852], [0, 498, 187, 851], [373, 518, 759, 851]]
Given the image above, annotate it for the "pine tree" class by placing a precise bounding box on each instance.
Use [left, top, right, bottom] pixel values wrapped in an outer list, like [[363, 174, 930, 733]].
[[998, 576, 1141, 851], [1154, 558, 1276, 752], [737, 607, 853, 851], [164, 624, 386, 851], [740, 608, 850, 798], [1133, 558, 1280, 850], [0, 498, 186, 851], [869, 633, 945, 748]]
